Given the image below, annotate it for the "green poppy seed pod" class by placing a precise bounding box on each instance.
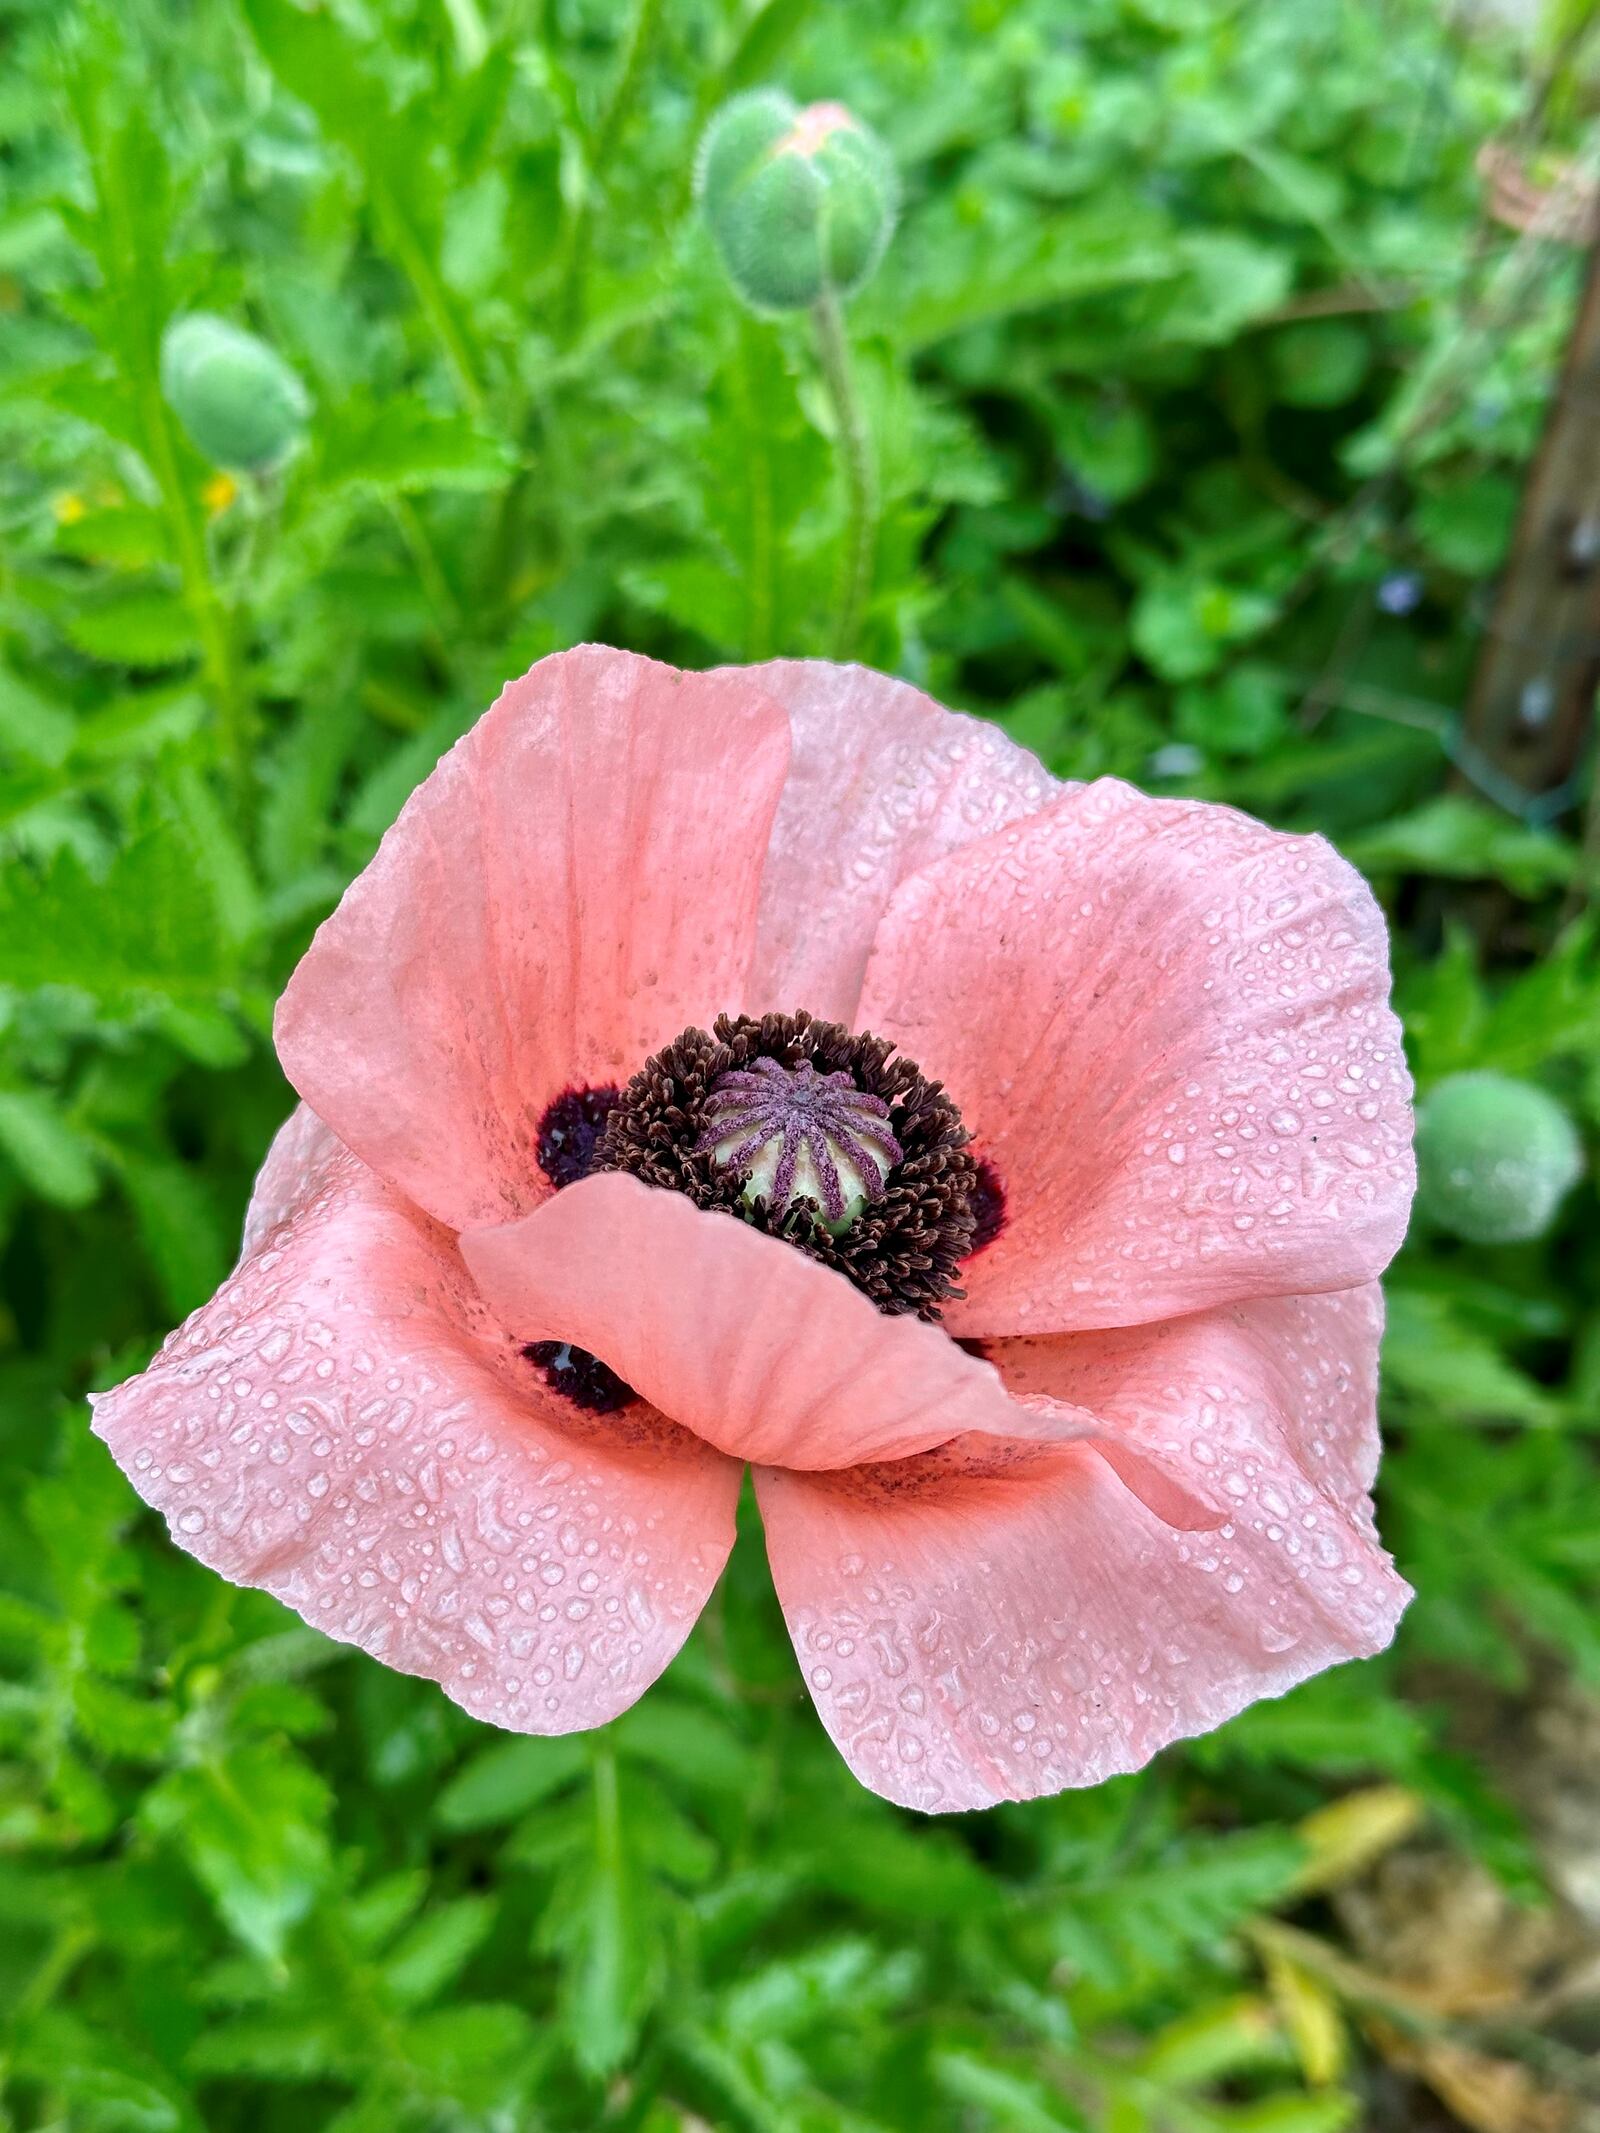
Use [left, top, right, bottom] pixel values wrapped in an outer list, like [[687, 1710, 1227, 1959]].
[[1414, 1070, 1584, 1245], [159, 313, 311, 473], [696, 90, 896, 313]]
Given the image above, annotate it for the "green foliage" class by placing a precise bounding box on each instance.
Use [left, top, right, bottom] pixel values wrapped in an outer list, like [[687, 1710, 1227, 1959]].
[[2, 0, 1598, 2127]]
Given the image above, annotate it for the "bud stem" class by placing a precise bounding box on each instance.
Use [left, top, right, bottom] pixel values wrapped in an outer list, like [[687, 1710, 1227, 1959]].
[[811, 289, 877, 659], [139, 376, 255, 833]]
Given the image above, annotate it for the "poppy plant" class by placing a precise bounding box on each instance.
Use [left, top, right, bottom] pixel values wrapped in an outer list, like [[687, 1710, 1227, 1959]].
[[94, 648, 1415, 1812]]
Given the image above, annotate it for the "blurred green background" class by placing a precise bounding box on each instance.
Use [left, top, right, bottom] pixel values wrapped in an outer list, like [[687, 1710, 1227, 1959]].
[[3, 1, 1599, 2128]]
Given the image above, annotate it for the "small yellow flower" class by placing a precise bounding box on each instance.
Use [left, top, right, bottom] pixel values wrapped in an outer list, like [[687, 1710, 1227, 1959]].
[[54, 492, 88, 525], [203, 471, 239, 516]]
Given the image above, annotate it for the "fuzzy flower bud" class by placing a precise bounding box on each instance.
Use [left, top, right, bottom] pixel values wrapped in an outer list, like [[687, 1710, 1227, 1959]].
[[160, 313, 311, 473], [1414, 1070, 1583, 1244], [696, 90, 896, 313]]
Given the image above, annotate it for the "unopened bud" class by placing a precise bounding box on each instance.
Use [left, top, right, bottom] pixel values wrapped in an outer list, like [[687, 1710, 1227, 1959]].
[[160, 313, 311, 473], [696, 90, 896, 313], [1414, 1070, 1583, 1244]]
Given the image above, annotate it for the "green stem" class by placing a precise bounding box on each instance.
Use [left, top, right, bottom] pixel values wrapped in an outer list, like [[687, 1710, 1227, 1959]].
[[386, 494, 461, 635], [590, 1743, 626, 2005], [141, 380, 254, 830], [737, 314, 776, 660], [555, 0, 663, 338], [378, 186, 487, 417], [811, 289, 876, 660], [593, 1743, 622, 1880]]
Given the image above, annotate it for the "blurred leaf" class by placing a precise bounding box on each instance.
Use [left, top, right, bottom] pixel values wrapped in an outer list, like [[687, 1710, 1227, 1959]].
[[401, 2001, 537, 2096], [534, 1755, 663, 2078], [1132, 576, 1276, 681], [1290, 1786, 1423, 1897], [1270, 320, 1371, 409], [1262, 1941, 1350, 2088], [0, 666, 76, 766], [1383, 1286, 1565, 1426], [1044, 1830, 1305, 1990], [319, 401, 514, 494], [1345, 795, 1575, 896], [865, 200, 1177, 351], [932, 2050, 1084, 2131], [435, 1735, 588, 1830], [0, 1089, 100, 1206], [1195, 1671, 1431, 1780], [1413, 472, 1519, 575], [381, 1895, 496, 2007], [110, 1145, 234, 1316], [0, 801, 241, 1005], [59, 585, 201, 668]]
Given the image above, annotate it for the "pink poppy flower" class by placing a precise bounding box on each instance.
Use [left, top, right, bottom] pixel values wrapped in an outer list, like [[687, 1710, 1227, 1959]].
[[93, 647, 1415, 1812]]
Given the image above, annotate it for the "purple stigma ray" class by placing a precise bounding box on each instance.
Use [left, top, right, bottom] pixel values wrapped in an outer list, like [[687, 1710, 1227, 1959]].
[[697, 1055, 903, 1223]]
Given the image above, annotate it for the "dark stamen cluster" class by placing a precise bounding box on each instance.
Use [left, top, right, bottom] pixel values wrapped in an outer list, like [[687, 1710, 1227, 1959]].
[[595, 1011, 979, 1320]]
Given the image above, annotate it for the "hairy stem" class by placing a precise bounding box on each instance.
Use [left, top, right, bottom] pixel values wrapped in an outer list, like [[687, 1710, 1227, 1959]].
[[141, 377, 255, 831], [737, 313, 777, 660], [811, 288, 876, 660]]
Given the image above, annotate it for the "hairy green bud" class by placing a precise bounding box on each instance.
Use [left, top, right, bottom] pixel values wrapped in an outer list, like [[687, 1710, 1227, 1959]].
[[696, 90, 896, 313], [1414, 1070, 1583, 1245], [160, 313, 311, 473]]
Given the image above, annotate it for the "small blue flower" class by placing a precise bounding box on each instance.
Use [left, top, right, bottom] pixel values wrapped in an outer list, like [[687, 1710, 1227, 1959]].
[[1376, 571, 1423, 616]]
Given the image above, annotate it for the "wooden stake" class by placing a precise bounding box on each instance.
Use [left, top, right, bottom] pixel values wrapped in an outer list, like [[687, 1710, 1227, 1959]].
[[1463, 230, 1600, 811]]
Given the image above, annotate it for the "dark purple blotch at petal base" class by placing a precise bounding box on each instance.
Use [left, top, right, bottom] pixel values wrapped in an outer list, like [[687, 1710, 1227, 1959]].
[[538, 1085, 620, 1191]]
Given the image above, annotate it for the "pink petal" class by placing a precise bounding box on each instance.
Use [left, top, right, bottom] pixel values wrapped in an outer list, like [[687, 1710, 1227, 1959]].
[[738, 660, 1060, 1024], [757, 1286, 1408, 1812], [859, 779, 1414, 1337], [995, 1285, 1389, 1518], [93, 1143, 740, 1734], [276, 648, 792, 1233], [239, 1102, 343, 1258], [461, 1171, 1111, 1473]]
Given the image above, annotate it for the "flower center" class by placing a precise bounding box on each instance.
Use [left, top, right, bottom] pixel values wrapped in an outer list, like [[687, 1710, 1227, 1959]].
[[591, 1010, 980, 1321], [699, 1055, 902, 1228]]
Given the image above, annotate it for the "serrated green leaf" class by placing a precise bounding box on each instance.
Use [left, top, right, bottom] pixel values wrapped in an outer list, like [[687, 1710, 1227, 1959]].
[[1045, 1830, 1306, 1991], [0, 803, 238, 1006], [319, 401, 514, 494], [71, 1673, 177, 1762], [143, 1740, 332, 1960], [59, 585, 201, 668], [1383, 1286, 1564, 1426]]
